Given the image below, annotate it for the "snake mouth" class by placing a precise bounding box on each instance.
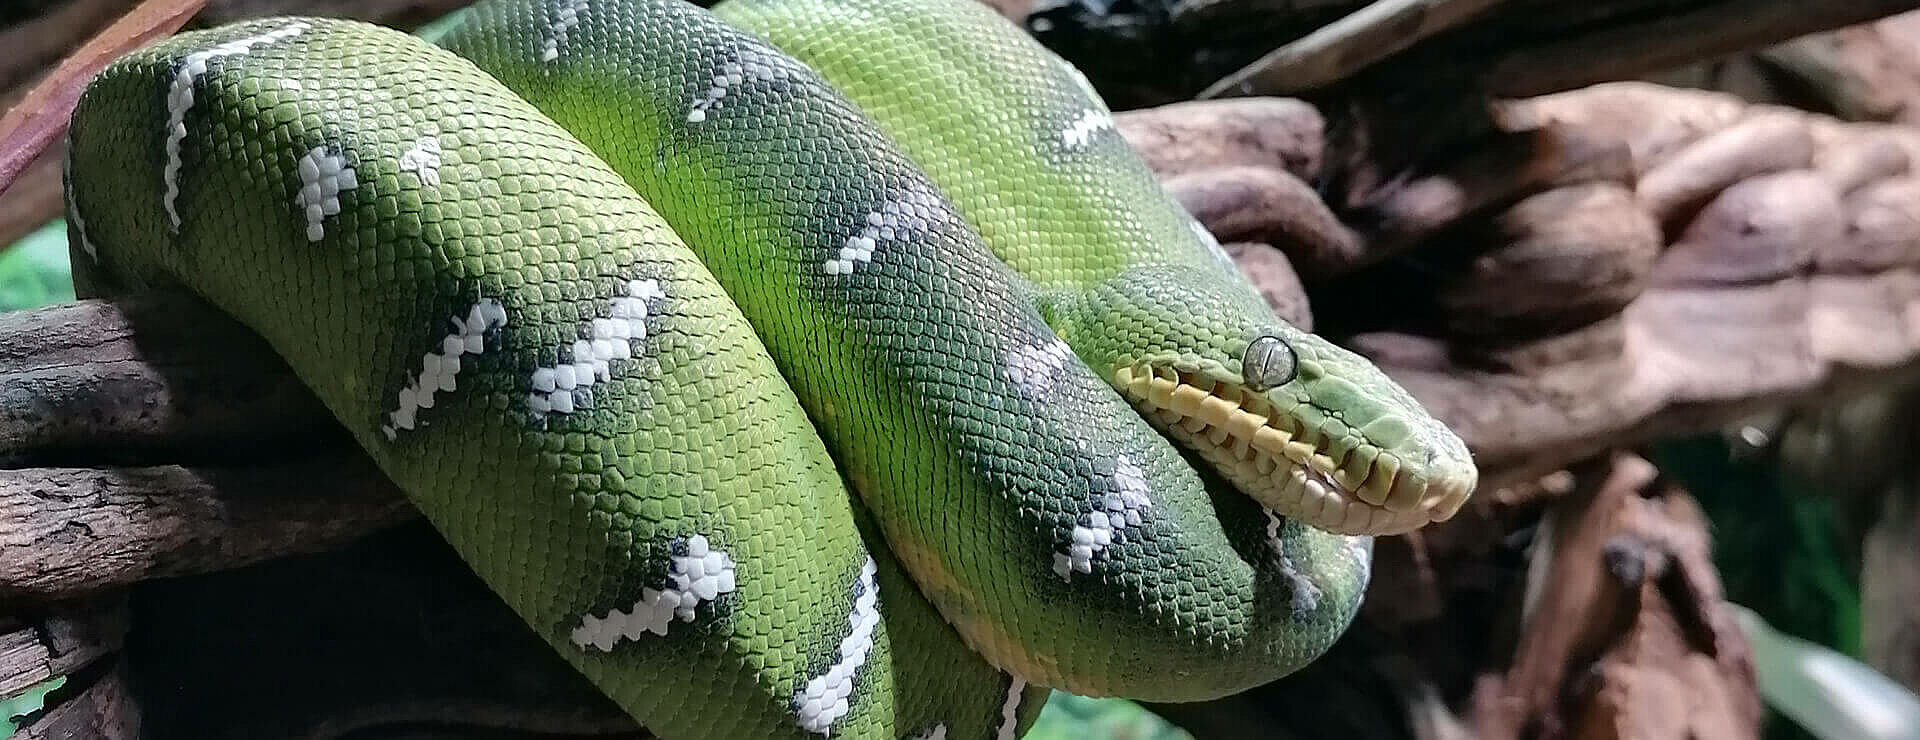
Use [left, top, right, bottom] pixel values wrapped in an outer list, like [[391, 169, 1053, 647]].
[[1114, 363, 1473, 536]]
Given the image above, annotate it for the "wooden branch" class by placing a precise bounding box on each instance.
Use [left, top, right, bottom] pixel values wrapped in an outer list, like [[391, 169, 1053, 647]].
[[0, 0, 484, 248], [1483, 0, 1920, 99], [1149, 452, 1759, 738], [0, 296, 332, 461], [1166, 166, 1363, 279], [1223, 241, 1315, 330], [0, 0, 131, 248], [1, 599, 134, 739], [1433, 182, 1659, 340], [1652, 171, 1841, 286], [0, 143, 58, 250], [0, 460, 415, 599], [4, 270, 1917, 599], [0, 296, 416, 600], [0, 0, 206, 197], [1468, 453, 1759, 738], [1635, 112, 1815, 232], [0, 90, 1915, 598], [15, 660, 138, 740], [1199, 0, 1506, 98], [0, 599, 124, 698], [1114, 98, 1326, 181], [1337, 122, 1633, 272], [1810, 122, 1910, 195]]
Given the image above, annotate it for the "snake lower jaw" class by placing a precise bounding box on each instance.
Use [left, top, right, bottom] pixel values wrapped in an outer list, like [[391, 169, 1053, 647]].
[[1115, 364, 1475, 536]]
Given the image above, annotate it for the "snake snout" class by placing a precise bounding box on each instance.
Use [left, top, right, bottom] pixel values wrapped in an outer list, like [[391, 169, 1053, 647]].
[[1114, 349, 1477, 536]]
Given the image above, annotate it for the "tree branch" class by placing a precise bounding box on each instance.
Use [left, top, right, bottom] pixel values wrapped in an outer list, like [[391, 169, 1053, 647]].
[[1199, 0, 1506, 98]]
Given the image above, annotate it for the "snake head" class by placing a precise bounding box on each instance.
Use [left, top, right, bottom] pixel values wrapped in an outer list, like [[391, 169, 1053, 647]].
[[1068, 264, 1478, 536]]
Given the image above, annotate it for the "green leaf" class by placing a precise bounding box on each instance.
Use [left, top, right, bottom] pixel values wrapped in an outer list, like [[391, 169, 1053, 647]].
[[0, 219, 75, 312], [410, 7, 473, 43], [1, 675, 68, 739], [1737, 604, 1920, 740], [1024, 692, 1193, 740]]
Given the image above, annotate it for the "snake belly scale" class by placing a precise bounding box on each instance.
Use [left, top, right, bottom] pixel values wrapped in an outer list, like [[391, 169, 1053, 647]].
[[58, 0, 1478, 737]]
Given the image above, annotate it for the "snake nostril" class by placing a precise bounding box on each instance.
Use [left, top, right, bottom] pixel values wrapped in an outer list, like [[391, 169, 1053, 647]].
[[1242, 335, 1297, 391]]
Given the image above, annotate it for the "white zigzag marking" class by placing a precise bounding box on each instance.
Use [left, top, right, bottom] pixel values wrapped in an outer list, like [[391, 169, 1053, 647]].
[[62, 145, 96, 261], [540, 0, 591, 62], [383, 299, 507, 440], [294, 147, 357, 242], [570, 534, 737, 651], [1060, 108, 1114, 150], [529, 278, 662, 417], [794, 557, 880, 734], [996, 677, 1027, 740], [162, 21, 310, 231], [1265, 510, 1324, 614], [1056, 454, 1152, 578], [686, 58, 776, 124], [1005, 337, 1076, 398], [822, 189, 941, 276]]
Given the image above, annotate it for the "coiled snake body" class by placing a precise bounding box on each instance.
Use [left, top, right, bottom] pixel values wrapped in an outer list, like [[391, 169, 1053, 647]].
[[60, 0, 1477, 737]]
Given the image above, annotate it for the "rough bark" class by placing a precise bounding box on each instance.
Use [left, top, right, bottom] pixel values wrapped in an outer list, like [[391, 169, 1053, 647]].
[[1, 599, 136, 739], [0, 461, 415, 599], [1149, 453, 1760, 739], [1018, 0, 1920, 111]]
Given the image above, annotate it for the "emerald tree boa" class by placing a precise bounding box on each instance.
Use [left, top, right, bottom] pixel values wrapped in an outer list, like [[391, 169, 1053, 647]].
[[60, 0, 1478, 736]]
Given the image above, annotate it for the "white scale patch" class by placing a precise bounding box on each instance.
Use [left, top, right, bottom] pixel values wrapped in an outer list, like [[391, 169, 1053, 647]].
[[383, 299, 507, 440], [686, 58, 777, 124], [1005, 337, 1076, 398], [996, 677, 1027, 740], [909, 725, 947, 740], [794, 557, 880, 734], [1054, 454, 1153, 578], [1265, 510, 1324, 614], [398, 137, 443, 186], [162, 21, 310, 231], [571, 534, 737, 651], [1347, 536, 1372, 571], [529, 278, 662, 417], [540, 0, 592, 62], [1060, 108, 1115, 150], [295, 146, 358, 242], [822, 189, 940, 276]]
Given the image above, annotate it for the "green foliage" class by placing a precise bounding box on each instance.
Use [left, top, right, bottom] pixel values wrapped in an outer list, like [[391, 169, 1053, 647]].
[[0, 219, 75, 312], [1, 675, 67, 739], [1025, 692, 1193, 740], [1651, 435, 1860, 656], [410, 7, 473, 42], [1652, 435, 1870, 740], [1738, 605, 1920, 740]]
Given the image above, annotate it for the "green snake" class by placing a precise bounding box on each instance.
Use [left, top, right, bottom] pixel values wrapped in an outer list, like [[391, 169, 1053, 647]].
[[58, 0, 1478, 736]]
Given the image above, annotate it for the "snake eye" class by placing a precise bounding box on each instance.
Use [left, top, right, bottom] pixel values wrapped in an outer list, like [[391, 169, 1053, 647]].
[[1242, 335, 1297, 391]]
